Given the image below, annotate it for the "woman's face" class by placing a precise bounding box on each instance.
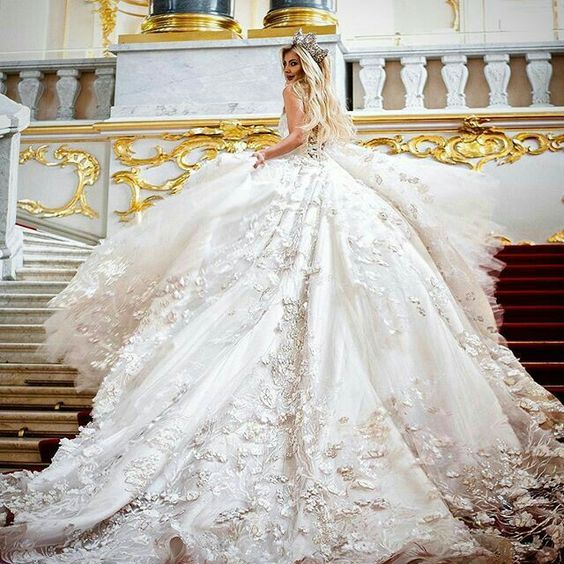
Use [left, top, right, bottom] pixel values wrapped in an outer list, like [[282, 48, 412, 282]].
[[283, 49, 303, 83]]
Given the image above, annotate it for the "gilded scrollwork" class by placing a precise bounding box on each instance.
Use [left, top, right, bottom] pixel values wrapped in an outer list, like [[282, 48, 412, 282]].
[[18, 145, 100, 219], [86, 0, 119, 54], [362, 116, 564, 171], [112, 121, 279, 221]]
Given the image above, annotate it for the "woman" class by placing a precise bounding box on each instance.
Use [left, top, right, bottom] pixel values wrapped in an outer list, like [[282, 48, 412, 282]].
[[1, 30, 563, 563]]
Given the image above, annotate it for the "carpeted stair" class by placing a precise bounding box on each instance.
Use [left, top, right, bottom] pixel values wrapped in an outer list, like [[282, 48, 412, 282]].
[[496, 244, 564, 403]]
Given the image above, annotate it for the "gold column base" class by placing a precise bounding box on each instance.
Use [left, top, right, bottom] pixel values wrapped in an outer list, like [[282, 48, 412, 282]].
[[248, 24, 336, 39], [141, 13, 242, 37], [263, 7, 338, 29]]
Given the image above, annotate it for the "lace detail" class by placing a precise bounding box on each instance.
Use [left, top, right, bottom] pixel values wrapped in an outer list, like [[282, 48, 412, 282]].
[[1, 128, 563, 562]]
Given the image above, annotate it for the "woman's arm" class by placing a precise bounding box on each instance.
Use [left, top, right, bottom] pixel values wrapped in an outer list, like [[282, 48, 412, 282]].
[[252, 86, 306, 168]]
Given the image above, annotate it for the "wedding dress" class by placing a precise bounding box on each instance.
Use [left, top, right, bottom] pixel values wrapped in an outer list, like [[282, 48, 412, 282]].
[[1, 112, 563, 564]]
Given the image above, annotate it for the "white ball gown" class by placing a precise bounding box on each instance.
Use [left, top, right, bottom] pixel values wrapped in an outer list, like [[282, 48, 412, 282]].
[[1, 112, 563, 564]]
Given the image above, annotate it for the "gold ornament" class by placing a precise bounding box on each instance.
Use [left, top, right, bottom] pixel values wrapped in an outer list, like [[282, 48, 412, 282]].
[[445, 0, 460, 31], [86, 0, 118, 55], [547, 230, 564, 243], [112, 121, 279, 221], [362, 116, 564, 171], [18, 145, 100, 219]]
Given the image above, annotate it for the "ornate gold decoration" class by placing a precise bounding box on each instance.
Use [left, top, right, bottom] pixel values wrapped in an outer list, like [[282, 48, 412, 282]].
[[263, 7, 338, 28], [141, 13, 242, 36], [547, 230, 564, 243], [112, 120, 279, 221], [86, 0, 119, 55], [445, 0, 460, 31], [493, 235, 535, 246], [362, 116, 564, 171], [18, 145, 100, 219]]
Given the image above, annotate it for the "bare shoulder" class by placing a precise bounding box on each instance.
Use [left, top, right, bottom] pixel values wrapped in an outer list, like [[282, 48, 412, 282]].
[[282, 84, 303, 108]]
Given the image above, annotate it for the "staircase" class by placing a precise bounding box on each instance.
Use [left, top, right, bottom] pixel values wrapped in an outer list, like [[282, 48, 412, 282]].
[[496, 244, 564, 403], [0, 233, 562, 472], [0, 227, 96, 471]]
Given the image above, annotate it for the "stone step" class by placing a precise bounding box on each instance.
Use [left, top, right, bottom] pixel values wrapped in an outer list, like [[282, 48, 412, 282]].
[[0, 410, 80, 436], [22, 245, 92, 258], [0, 281, 68, 294], [16, 267, 77, 282], [0, 363, 76, 386], [21, 229, 97, 249], [0, 385, 93, 409], [0, 325, 46, 343], [0, 308, 59, 324], [23, 256, 87, 269], [0, 437, 42, 464], [0, 293, 58, 307], [0, 343, 56, 363], [23, 238, 96, 253]]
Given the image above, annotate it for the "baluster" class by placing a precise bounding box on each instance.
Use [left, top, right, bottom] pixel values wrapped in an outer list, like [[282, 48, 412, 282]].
[[94, 67, 115, 119], [0, 73, 7, 96], [400, 56, 427, 110], [441, 54, 468, 109], [56, 69, 82, 120], [17, 70, 45, 121], [526, 52, 552, 107], [359, 58, 386, 111], [484, 53, 511, 108]]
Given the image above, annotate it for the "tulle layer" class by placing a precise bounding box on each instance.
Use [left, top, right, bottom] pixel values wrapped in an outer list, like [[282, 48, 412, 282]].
[[1, 144, 563, 563]]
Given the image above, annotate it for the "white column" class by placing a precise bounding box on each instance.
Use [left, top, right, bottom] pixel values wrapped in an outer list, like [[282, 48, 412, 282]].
[[18, 70, 45, 120], [400, 55, 427, 111], [484, 53, 511, 108], [441, 54, 468, 109], [359, 57, 386, 111], [526, 52, 552, 107], [0, 95, 30, 279]]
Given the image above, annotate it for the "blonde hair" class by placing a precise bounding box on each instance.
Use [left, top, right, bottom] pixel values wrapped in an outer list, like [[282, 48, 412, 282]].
[[281, 44, 356, 147]]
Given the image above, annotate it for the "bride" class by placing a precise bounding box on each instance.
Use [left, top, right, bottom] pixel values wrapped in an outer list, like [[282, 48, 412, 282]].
[[1, 30, 563, 563]]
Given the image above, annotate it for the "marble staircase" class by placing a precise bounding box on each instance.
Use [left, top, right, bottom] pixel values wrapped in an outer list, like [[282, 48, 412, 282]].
[[0, 227, 96, 470]]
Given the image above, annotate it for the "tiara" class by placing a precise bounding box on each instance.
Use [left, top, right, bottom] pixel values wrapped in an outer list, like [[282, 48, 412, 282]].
[[291, 29, 329, 64]]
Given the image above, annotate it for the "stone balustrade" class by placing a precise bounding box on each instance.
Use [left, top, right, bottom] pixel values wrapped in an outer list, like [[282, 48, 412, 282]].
[[349, 42, 564, 111], [1, 41, 563, 121], [0, 58, 115, 121]]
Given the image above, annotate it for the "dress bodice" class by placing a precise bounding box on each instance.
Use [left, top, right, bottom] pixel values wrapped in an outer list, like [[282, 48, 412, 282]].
[[278, 110, 326, 161]]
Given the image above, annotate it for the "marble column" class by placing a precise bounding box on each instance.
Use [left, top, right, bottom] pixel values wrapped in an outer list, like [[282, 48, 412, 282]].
[[263, 0, 338, 28], [142, 0, 242, 36], [0, 95, 30, 280]]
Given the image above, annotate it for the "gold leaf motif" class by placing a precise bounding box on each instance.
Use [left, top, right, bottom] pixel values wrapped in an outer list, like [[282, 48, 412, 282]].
[[362, 116, 564, 171], [86, 0, 118, 55], [18, 145, 101, 219], [547, 230, 564, 244], [112, 120, 280, 222]]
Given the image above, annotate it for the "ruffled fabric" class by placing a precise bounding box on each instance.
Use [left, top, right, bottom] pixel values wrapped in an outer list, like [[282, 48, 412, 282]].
[[1, 117, 563, 563]]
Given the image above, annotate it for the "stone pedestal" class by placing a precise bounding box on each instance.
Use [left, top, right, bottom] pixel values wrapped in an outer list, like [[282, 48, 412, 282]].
[[109, 34, 347, 118], [0, 95, 29, 279]]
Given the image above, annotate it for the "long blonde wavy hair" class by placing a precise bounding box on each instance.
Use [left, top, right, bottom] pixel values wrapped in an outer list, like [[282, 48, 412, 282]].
[[281, 44, 356, 146]]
